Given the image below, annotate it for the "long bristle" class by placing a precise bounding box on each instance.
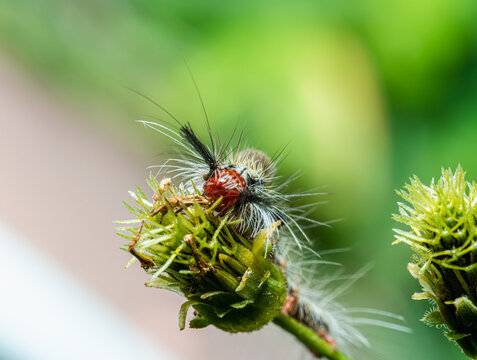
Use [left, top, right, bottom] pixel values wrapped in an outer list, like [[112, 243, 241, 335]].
[[142, 120, 323, 250], [275, 236, 410, 355]]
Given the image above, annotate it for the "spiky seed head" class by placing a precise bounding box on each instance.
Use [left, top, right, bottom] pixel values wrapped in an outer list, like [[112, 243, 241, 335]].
[[118, 176, 287, 333], [393, 165, 477, 358]]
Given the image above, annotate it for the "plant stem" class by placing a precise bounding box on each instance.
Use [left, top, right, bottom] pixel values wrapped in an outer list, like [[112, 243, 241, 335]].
[[273, 313, 352, 360]]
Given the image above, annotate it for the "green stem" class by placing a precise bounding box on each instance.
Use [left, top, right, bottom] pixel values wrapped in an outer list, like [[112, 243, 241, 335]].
[[273, 313, 352, 360]]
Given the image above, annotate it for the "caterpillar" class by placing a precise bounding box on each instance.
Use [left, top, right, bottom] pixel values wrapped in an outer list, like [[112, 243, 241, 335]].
[[133, 89, 409, 357]]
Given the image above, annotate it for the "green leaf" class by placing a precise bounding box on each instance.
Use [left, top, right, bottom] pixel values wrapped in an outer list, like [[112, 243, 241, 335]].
[[230, 299, 253, 309], [179, 269, 201, 275], [258, 271, 271, 288], [178, 300, 200, 330], [214, 269, 240, 292], [445, 331, 471, 341], [454, 296, 477, 332], [235, 268, 261, 300], [200, 291, 229, 299], [189, 317, 210, 329], [114, 219, 143, 224], [252, 221, 280, 257], [412, 292, 435, 301], [219, 253, 247, 274], [215, 307, 234, 319], [146, 276, 185, 296], [421, 310, 445, 327]]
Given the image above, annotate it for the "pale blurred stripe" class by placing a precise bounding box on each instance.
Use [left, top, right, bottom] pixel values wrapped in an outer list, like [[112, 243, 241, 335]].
[[0, 221, 181, 360]]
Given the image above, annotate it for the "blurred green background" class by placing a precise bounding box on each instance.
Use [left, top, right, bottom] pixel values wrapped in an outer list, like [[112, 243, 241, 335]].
[[1, 0, 476, 358]]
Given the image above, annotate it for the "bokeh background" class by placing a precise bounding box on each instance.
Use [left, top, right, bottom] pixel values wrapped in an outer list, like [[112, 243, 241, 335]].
[[1, 1, 476, 359]]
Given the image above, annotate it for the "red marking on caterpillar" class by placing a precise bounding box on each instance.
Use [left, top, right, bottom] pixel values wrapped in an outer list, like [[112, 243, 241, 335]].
[[311, 329, 337, 358], [203, 168, 246, 211], [138, 117, 321, 248], [317, 329, 336, 349], [282, 294, 298, 315]]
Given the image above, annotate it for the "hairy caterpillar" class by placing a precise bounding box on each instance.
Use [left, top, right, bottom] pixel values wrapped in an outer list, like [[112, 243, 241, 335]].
[[142, 119, 323, 248], [132, 88, 409, 356]]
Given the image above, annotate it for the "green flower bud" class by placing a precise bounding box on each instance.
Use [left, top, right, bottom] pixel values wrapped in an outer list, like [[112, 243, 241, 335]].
[[117, 176, 287, 333], [393, 166, 477, 358]]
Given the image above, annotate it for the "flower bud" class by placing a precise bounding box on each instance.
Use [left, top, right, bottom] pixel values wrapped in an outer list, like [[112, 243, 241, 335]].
[[118, 176, 287, 333], [393, 166, 477, 358]]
